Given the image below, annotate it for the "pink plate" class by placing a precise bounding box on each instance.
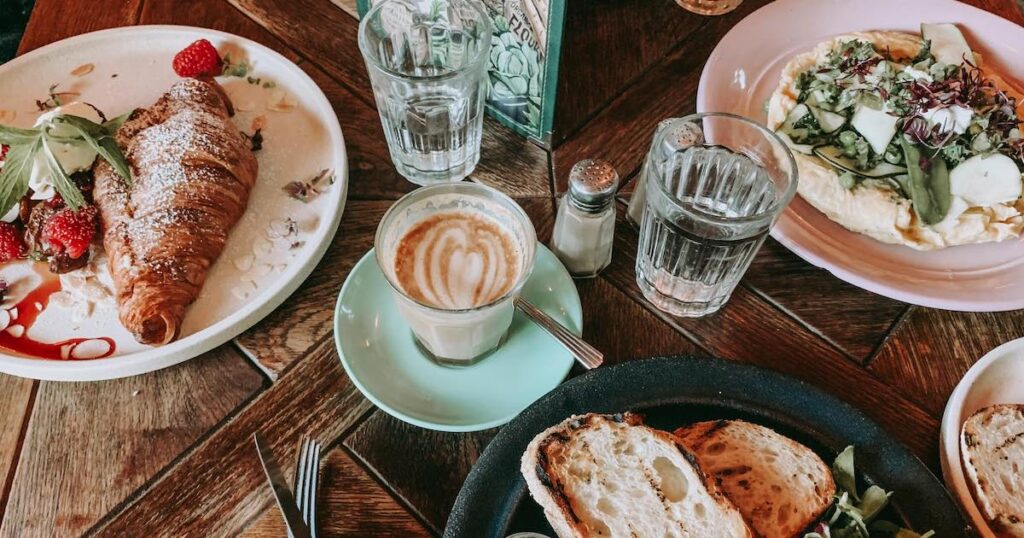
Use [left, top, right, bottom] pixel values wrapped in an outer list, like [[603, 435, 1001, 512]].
[[698, 0, 1024, 311]]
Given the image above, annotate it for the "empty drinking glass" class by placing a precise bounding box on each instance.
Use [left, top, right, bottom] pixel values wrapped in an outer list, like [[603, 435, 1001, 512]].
[[635, 113, 797, 317], [675, 0, 742, 16], [358, 0, 492, 185]]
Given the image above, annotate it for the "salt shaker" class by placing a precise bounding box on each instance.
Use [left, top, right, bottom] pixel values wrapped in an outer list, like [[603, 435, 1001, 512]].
[[626, 118, 706, 227], [551, 159, 619, 278]]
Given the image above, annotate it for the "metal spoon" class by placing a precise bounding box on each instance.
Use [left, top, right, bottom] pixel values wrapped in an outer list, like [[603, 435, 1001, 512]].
[[514, 296, 603, 369]]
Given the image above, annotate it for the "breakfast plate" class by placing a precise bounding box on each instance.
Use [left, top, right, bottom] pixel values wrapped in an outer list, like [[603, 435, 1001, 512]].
[[335, 245, 580, 433], [697, 0, 1024, 311], [941, 337, 1024, 538], [445, 356, 967, 537], [0, 26, 348, 380]]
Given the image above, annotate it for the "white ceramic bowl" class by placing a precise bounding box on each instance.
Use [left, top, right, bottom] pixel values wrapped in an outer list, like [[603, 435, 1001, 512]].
[[940, 337, 1024, 537]]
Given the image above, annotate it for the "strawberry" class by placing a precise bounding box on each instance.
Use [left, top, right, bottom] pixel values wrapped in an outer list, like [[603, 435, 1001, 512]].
[[172, 39, 222, 78], [0, 222, 23, 263], [45, 193, 65, 209], [42, 205, 97, 260]]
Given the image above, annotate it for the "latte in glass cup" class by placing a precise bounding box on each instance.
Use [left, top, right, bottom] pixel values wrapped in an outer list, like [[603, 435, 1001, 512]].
[[375, 183, 537, 366]]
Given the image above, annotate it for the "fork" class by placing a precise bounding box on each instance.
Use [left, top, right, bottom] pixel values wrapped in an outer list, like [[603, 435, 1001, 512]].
[[291, 438, 322, 538]]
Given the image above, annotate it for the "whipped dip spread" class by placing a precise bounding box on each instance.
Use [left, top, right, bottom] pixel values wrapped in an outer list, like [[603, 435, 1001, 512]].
[[394, 211, 521, 310]]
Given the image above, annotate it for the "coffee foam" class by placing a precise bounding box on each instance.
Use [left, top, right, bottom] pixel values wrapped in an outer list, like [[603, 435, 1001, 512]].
[[394, 211, 521, 309]]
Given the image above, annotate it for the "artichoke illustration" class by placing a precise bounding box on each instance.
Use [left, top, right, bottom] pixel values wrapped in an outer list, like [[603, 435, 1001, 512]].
[[487, 15, 543, 129]]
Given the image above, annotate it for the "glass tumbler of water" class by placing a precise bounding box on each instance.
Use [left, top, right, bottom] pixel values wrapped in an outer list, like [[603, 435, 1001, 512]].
[[675, 0, 742, 16], [358, 0, 492, 185], [635, 113, 797, 317]]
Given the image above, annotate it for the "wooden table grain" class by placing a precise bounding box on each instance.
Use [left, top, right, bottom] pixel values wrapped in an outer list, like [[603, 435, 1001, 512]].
[[2, 0, 1023, 536]]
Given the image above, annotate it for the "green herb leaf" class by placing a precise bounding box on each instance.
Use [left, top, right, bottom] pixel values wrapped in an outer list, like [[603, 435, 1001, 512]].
[[40, 136, 86, 210], [0, 140, 37, 217], [102, 111, 133, 134], [51, 114, 132, 187], [0, 124, 42, 146]]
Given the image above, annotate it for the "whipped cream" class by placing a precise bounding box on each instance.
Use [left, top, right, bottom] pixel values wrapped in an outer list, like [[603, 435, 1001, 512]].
[[27, 102, 104, 202], [50, 248, 116, 323]]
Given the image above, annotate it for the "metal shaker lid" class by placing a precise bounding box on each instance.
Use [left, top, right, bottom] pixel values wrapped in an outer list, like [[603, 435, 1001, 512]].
[[656, 118, 705, 157], [567, 159, 619, 212]]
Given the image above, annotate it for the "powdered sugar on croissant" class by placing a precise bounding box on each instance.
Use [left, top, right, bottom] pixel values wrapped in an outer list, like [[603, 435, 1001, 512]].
[[93, 78, 258, 345]]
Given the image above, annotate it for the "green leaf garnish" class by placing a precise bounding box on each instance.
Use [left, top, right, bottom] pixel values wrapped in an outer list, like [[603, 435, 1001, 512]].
[[0, 124, 42, 146], [0, 141, 37, 217]]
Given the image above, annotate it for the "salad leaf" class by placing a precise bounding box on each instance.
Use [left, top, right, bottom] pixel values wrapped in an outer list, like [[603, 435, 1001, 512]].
[[833, 445, 860, 503]]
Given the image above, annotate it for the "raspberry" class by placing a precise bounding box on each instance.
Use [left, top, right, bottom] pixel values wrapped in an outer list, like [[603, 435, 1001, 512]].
[[0, 144, 8, 162], [42, 206, 97, 260], [46, 193, 65, 209], [0, 222, 23, 263], [172, 39, 222, 78]]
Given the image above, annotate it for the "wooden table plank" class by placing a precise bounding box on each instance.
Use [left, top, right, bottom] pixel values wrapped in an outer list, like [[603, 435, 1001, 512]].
[[0, 345, 263, 537], [240, 446, 431, 537], [869, 308, 1024, 417], [17, 0, 142, 55], [744, 239, 909, 362], [0, 376, 33, 520], [345, 412, 495, 534], [553, 0, 705, 144], [139, 0, 301, 63], [91, 336, 372, 536]]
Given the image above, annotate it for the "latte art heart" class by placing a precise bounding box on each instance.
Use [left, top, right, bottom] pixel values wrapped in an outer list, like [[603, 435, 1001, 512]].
[[394, 212, 521, 309]]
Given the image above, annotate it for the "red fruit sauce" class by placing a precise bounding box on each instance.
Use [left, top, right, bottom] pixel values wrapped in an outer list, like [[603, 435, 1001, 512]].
[[0, 264, 116, 360]]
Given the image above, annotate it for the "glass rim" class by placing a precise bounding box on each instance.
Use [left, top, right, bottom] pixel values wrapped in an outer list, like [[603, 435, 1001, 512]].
[[374, 182, 538, 313], [647, 112, 799, 227], [357, 0, 493, 83]]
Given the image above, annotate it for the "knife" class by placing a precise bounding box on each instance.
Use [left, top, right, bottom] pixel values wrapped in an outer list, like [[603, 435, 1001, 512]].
[[253, 433, 312, 538]]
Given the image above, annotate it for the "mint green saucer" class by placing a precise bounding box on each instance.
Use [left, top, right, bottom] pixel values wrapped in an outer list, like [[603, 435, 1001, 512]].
[[334, 244, 581, 432]]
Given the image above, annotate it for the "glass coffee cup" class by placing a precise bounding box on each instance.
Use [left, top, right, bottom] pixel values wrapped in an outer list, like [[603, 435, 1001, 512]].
[[375, 182, 537, 366]]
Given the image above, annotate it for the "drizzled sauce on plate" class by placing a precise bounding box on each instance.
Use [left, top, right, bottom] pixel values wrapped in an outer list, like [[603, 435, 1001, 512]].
[[0, 265, 116, 360]]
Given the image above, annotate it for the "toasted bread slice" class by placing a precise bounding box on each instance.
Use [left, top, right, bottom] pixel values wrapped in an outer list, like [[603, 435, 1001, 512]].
[[521, 413, 752, 538], [961, 404, 1024, 538], [674, 420, 835, 538]]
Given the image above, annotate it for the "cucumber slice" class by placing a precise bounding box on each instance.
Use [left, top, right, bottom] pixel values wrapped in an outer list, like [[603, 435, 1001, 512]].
[[949, 153, 1022, 206], [813, 145, 907, 178], [782, 104, 810, 132], [921, 23, 975, 66], [810, 106, 846, 134]]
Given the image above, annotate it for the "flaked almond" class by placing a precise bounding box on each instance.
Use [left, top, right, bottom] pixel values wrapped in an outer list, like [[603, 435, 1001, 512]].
[[7, 324, 24, 338], [71, 63, 95, 76], [252, 237, 273, 258], [0, 109, 16, 123], [254, 263, 273, 277], [51, 292, 75, 308], [251, 114, 267, 131], [233, 253, 255, 271], [10, 307, 18, 320], [267, 90, 297, 112], [231, 280, 257, 300], [60, 344, 72, 360], [0, 310, 10, 332], [235, 100, 256, 112]]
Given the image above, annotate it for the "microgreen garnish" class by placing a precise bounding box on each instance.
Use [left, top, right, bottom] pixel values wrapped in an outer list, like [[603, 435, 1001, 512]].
[[282, 169, 332, 203], [245, 75, 277, 89], [0, 111, 134, 216]]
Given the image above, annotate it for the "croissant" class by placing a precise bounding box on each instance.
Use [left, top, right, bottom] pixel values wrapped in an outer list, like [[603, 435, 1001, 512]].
[[93, 78, 258, 345]]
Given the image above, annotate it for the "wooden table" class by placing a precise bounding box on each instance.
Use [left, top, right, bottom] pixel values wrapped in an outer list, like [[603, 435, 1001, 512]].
[[1, 0, 1023, 536]]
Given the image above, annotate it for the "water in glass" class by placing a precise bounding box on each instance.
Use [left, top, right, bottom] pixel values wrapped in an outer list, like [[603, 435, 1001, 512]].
[[359, 0, 491, 185], [635, 115, 797, 317]]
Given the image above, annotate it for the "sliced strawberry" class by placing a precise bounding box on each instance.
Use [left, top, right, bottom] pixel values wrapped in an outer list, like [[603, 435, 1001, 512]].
[[172, 39, 222, 78]]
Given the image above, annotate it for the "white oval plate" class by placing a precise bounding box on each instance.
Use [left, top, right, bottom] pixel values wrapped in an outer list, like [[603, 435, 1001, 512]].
[[0, 26, 348, 380], [697, 0, 1024, 311], [940, 338, 1024, 538]]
